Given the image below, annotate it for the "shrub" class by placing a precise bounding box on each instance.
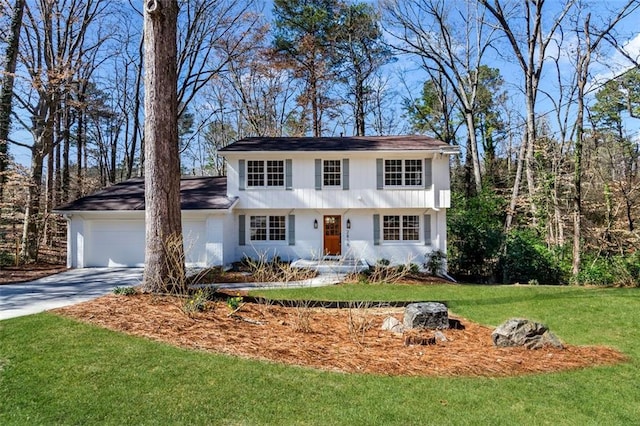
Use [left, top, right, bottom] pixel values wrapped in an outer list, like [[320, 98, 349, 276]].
[[0, 251, 14, 267], [577, 253, 639, 287], [183, 288, 212, 314], [226, 295, 243, 312], [448, 190, 505, 281], [113, 286, 137, 296], [498, 230, 568, 285], [425, 250, 445, 276]]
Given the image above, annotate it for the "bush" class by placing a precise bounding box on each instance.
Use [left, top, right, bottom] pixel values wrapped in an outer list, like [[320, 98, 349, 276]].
[[113, 286, 137, 296], [182, 288, 213, 314], [448, 190, 505, 281], [577, 253, 639, 287], [0, 251, 14, 267], [498, 230, 568, 285], [425, 250, 445, 276]]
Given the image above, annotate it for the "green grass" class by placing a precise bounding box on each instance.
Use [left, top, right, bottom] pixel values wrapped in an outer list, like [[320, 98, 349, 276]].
[[1, 284, 639, 425]]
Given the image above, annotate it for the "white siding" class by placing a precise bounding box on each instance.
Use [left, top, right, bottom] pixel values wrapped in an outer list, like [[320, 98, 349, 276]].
[[232, 208, 445, 267], [223, 153, 452, 210], [70, 212, 226, 268]]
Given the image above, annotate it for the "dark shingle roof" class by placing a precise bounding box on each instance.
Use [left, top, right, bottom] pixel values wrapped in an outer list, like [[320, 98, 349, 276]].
[[220, 135, 456, 152], [55, 176, 235, 212]]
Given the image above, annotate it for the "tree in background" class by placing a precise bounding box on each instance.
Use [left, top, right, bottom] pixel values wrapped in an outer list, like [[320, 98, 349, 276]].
[[383, 0, 497, 195], [0, 0, 24, 201], [480, 0, 575, 228], [334, 2, 392, 136], [405, 76, 459, 146], [272, 0, 341, 136]]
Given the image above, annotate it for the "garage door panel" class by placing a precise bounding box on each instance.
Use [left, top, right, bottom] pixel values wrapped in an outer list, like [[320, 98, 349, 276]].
[[86, 220, 145, 267], [84, 219, 207, 267]]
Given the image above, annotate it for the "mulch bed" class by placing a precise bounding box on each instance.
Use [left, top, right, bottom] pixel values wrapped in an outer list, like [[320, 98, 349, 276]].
[[54, 293, 628, 377], [0, 263, 67, 285]]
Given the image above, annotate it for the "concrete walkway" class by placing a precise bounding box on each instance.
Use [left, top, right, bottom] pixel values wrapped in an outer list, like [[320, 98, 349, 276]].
[[204, 273, 346, 291], [0, 268, 144, 321], [0, 268, 345, 321]]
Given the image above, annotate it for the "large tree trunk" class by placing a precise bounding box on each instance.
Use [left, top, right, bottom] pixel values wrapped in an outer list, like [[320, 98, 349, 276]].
[[0, 0, 25, 199], [142, 0, 185, 293]]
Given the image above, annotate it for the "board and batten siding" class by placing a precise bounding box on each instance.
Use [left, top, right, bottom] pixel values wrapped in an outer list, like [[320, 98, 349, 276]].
[[224, 154, 450, 210]]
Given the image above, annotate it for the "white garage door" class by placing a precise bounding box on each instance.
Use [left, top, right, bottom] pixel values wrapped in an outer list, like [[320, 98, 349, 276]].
[[85, 219, 207, 267], [85, 220, 145, 267]]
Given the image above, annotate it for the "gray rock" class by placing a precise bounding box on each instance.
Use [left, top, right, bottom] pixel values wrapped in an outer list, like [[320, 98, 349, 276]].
[[492, 318, 564, 350], [403, 302, 449, 330], [381, 316, 405, 333]]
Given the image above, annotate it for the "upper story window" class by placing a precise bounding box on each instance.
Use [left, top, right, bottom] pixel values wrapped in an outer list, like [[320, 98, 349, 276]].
[[323, 160, 341, 187], [385, 159, 422, 187], [247, 160, 284, 188]]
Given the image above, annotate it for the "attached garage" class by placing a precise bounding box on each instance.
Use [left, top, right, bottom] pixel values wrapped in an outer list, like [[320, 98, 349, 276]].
[[85, 219, 145, 267], [55, 177, 237, 268]]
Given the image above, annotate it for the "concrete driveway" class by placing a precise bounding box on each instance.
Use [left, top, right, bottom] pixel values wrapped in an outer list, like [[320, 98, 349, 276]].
[[0, 268, 144, 321]]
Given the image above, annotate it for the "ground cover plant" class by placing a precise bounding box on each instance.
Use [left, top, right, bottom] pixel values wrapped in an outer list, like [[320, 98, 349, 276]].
[[1, 284, 639, 424]]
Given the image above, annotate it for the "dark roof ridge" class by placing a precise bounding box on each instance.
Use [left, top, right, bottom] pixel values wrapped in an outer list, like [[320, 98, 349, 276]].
[[55, 175, 234, 212], [220, 135, 457, 152]]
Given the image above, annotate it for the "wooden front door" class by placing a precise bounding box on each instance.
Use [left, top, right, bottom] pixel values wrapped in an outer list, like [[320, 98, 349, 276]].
[[323, 215, 341, 256]]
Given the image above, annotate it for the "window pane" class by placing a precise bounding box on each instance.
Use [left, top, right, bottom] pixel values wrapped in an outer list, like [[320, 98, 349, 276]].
[[250, 216, 267, 240], [402, 215, 420, 240], [323, 160, 341, 186], [267, 160, 284, 187], [383, 215, 400, 240], [404, 160, 423, 186], [269, 216, 286, 240], [384, 160, 402, 186], [247, 161, 264, 187]]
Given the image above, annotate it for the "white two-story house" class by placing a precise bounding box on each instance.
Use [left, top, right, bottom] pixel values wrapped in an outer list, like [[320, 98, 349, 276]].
[[57, 136, 459, 269]]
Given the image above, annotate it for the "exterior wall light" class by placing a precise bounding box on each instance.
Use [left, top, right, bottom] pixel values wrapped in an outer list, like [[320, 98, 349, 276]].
[[346, 219, 351, 229], [314, 219, 318, 229]]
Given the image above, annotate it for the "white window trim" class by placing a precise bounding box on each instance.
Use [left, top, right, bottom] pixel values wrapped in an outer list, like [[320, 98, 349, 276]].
[[322, 159, 342, 188], [381, 214, 422, 243], [383, 159, 424, 188], [246, 160, 285, 189], [249, 215, 287, 243]]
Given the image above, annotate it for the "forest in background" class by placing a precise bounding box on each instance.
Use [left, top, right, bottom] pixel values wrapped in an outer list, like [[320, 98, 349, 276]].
[[0, 0, 639, 286]]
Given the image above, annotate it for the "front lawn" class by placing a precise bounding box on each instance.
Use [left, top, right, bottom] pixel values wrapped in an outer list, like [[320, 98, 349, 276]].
[[1, 284, 639, 425]]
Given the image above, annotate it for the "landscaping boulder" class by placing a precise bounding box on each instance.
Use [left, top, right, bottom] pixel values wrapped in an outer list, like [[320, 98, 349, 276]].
[[381, 316, 405, 333], [403, 302, 449, 330], [492, 318, 564, 350]]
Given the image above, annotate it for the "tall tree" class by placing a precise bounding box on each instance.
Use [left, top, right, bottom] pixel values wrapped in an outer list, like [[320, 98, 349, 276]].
[[13, 0, 108, 261], [405, 74, 459, 145], [142, 0, 185, 293], [272, 0, 341, 136], [0, 0, 24, 200], [384, 0, 497, 194], [334, 1, 392, 136], [569, 2, 639, 278], [479, 0, 575, 228]]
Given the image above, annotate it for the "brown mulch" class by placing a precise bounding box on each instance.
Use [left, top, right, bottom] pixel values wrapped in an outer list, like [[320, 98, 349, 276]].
[[54, 293, 628, 377], [0, 263, 67, 284]]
